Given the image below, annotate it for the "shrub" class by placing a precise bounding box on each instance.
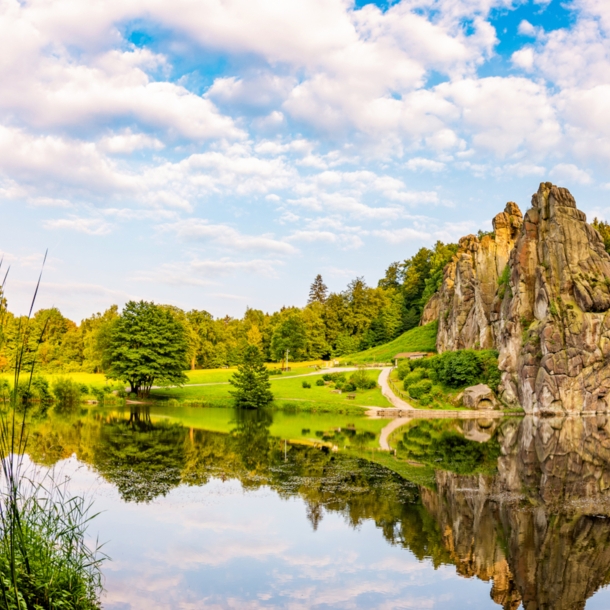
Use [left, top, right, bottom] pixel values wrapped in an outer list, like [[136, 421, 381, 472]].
[[419, 394, 432, 406], [302, 381, 311, 389], [343, 382, 357, 392], [408, 379, 433, 399], [403, 369, 425, 390], [79, 383, 89, 395], [397, 360, 411, 380], [51, 377, 82, 411], [322, 373, 332, 381], [349, 369, 377, 390], [31, 376, 53, 411], [315, 378, 325, 386], [426, 349, 500, 389], [330, 373, 346, 382], [91, 387, 105, 403]]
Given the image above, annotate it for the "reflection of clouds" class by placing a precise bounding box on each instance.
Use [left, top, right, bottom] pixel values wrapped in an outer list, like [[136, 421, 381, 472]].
[[149, 539, 290, 569], [38, 458, 499, 609]]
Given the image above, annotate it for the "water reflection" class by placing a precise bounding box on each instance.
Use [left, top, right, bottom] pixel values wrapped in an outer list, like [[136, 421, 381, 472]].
[[23, 407, 610, 608]]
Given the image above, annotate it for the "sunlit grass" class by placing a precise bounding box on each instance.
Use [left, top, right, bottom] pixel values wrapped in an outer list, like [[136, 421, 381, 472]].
[[151, 370, 392, 410]]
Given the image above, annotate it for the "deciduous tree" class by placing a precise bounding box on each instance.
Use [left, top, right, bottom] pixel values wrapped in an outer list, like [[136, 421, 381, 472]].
[[105, 301, 188, 397]]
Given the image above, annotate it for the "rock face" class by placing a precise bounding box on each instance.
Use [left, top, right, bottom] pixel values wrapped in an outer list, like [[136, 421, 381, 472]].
[[436, 202, 523, 352], [429, 182, 610, 414], [494, 183, 610, 414], [461, 384, 499, 410], [420, 291, 440, 325]]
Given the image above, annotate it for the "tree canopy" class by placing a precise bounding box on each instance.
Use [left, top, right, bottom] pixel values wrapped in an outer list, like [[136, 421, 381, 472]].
[[105, 301, 188, 396]]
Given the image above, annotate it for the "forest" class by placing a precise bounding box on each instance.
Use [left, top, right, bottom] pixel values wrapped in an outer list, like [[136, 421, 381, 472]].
[[0, 241, 458, 373]]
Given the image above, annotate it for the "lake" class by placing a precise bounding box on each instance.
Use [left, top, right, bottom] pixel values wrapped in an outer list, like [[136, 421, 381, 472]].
[[23, 405, 610, 609]]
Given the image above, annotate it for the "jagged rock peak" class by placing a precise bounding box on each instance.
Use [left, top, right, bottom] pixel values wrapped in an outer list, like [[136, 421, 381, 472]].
[[434, 201, 523, 353], [495, 182, 610, 414]]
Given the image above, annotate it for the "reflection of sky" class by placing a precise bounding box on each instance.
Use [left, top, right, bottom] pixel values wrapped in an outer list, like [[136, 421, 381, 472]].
[[59, 457, 492, 609]]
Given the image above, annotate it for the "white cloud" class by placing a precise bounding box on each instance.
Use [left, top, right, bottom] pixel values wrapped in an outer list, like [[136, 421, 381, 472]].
[[549, 163, 592, 185], [511, 47, 534, 70], [518, 20, 537, 37], [98, 131, 165, 153], [160, 219, 298, 255], [372, 227, 430, 243], [405, 158, 446, 172], [44, 216, 112, 235]]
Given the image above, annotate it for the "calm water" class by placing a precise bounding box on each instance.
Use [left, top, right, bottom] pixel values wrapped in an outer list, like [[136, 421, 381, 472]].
[[24, 406, 610, 609]]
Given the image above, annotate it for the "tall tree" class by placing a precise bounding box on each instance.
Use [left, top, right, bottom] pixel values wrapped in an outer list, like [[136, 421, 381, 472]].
[[229, 345, 273, 408], [308, 274, 328, 304], [270, 310, 307, 363], [105, 301, 188, 396]]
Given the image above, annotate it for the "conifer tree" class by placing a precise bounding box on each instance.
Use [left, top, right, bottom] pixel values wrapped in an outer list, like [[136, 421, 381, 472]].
[[229, 345, 273, 408], [308, 274, 328, 304]]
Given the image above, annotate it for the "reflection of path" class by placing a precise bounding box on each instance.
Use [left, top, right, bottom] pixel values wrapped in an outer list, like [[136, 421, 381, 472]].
[[378, 368, 414, 410], [379, 417, 411, 450]]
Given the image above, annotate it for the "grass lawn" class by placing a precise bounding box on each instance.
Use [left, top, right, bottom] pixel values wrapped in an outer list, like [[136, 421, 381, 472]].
[[0, 360, 331, 392], [151, 369, 391, 411], [343, 322, 438, 364]]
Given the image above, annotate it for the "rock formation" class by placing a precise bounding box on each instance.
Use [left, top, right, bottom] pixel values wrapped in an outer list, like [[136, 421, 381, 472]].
[[429, 182, 610, 414], [436, 202, 523, 352], [494, 183, 610, 414]]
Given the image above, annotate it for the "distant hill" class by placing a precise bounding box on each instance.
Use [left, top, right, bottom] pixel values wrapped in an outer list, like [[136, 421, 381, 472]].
[[343, 322, 437, 364]]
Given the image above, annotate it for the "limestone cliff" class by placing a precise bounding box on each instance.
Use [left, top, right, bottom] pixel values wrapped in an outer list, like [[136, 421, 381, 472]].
[[435, 202, 523, 352]]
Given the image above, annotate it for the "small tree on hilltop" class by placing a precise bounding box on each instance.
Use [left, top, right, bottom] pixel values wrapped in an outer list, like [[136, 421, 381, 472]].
[[308, 274, 328, 304], [105, 300, 188, 397], [229, 345, 273, 409]]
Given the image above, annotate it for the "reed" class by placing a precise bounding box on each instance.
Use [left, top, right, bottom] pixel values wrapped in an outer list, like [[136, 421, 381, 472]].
[[0, 254, 105, 609]]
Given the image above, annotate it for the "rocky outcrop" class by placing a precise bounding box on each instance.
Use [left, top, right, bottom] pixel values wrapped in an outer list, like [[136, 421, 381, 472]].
[[428, 182, 610, 414], [461, 384, 499, 410], [436, 202, 523, 352], [494, 183, 610, 414]]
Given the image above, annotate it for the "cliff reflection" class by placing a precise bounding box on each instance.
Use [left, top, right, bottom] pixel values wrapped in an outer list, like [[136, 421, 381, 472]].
[[23, 407, 610, 609]]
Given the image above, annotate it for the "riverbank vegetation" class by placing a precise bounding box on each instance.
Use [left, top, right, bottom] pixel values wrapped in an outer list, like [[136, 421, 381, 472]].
[[0, 277, 105, 608]]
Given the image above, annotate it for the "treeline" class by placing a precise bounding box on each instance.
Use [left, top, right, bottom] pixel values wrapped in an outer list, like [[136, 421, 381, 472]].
[[0, 241, 456, 373]]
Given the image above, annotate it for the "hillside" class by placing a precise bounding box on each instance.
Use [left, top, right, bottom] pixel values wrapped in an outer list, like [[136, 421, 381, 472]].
[[343, 322, 437, 364]]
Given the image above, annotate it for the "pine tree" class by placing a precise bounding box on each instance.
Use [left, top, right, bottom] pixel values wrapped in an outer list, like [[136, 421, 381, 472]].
[[229, 345, 273, 408], [308, 274, 328, 304]]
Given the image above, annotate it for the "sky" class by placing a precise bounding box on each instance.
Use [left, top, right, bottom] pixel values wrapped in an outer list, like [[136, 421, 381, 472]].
[[1, 0, 610, 322]]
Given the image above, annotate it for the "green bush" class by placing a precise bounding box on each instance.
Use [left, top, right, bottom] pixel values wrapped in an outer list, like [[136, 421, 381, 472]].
[[302, 381, 311, 389], [79, 384, 89, 395], [403, 369, 425, 390], [397, 360, 411, 380], [414, 349, 501, 390], [408, 379, 433, 399], [31, 376, 53, 411], [51, 377, 82, 411], [315, 378, 325, 386], [348, 369, 377, 390], [343, 382, 357, 392], [419, 394, 432, 406], [322, 373, 332, 381]]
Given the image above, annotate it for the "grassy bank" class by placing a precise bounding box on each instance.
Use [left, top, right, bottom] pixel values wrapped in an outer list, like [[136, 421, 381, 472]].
[[150, 369, 391, 411], [342, 322, 437, 364]]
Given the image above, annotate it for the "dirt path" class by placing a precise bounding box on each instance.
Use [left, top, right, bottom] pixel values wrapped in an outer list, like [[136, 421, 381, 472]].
[[377, 367, 414, 410]]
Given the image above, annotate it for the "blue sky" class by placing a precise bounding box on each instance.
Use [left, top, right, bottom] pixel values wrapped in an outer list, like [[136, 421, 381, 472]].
[[2, 0, 610, 321]]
